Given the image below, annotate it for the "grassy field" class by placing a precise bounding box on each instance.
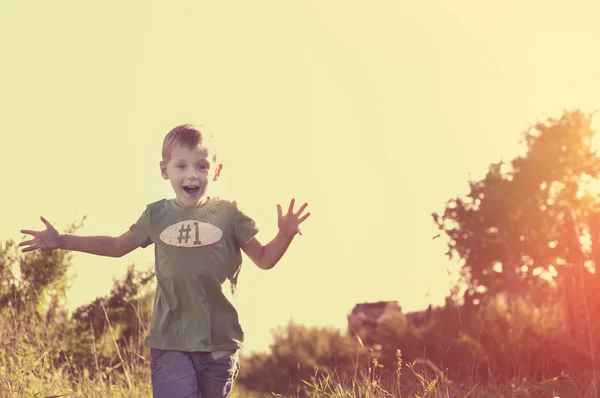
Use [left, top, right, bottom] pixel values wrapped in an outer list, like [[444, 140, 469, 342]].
[[0, 360, 594, 397], [1, 247, 597, 397], [0, 340, 595, 398], [1, 297, 596, 397]]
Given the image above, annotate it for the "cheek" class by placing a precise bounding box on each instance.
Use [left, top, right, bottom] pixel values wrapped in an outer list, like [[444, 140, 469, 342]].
[[170, 173, 184, 184]]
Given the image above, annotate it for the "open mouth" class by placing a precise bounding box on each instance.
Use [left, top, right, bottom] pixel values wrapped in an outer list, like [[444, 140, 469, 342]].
[[183, 186, 200, 195]]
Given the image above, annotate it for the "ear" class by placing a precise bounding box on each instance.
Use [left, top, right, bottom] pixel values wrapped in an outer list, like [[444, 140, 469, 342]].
[[159, 160, 169, 180], [213, 163, 223, 181]]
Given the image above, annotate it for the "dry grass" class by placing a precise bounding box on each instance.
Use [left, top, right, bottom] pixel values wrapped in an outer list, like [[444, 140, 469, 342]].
[[1, 290, 596, 398], [0, 253, 595, 397], [1, 318, 594, 398]]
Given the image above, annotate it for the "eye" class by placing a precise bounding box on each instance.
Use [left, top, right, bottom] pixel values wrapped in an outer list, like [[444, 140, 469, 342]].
[[177, 165, 186, 170]]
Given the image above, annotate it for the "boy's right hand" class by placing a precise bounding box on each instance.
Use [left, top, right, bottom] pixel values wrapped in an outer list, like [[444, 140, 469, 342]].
[[19, 216, 62, 253]]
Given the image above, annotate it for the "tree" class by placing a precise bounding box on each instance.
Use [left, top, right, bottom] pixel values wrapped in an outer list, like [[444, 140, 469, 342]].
[[68, 263, 155, 373], [0, 218, 87, 333], [432, 109, 600, 310]]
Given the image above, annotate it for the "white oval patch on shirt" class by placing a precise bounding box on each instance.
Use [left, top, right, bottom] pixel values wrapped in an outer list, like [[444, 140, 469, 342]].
[[159, 220, 223, 247]]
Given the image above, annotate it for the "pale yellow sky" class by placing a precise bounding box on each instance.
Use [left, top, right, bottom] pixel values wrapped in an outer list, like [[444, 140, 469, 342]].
[[2, 1, 600, 353]]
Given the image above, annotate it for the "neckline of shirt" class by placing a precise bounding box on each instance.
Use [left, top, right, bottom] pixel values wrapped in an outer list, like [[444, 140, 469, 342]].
[[167, 196, 217, 213]]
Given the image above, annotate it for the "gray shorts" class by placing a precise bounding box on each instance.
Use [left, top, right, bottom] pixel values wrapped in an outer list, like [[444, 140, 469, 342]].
[[150, 348, 240, 398]]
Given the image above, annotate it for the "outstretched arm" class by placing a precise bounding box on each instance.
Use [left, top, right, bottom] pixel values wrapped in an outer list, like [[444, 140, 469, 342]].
[[20, 216, 139, 258], [241, 199, 310, 270]]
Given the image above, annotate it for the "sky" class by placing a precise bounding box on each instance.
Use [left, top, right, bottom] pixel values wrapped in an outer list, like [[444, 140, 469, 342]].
[[2, 1, 600, 354]]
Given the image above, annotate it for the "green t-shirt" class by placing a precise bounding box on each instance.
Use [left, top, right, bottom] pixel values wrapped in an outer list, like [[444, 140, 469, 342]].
[[129, 197, 259, 352]]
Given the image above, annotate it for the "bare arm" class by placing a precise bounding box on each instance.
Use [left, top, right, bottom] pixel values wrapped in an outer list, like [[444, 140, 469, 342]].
[[59, 230, 139, 258], [241, 233, 294, 270], [20, 216, 140, 258], [241, 198, 310, 270]]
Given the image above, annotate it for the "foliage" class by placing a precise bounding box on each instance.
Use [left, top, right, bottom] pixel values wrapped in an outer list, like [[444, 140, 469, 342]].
[[67, 263, 154, 374], [237, 320, 370, 396], [432, 109, 600, 304]]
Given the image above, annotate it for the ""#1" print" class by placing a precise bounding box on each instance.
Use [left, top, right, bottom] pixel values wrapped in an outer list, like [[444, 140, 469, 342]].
[[159, 220, 223, 247]]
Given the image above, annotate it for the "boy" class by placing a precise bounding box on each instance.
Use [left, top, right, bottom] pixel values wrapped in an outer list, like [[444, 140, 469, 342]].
[[19, 124, 310, 397]]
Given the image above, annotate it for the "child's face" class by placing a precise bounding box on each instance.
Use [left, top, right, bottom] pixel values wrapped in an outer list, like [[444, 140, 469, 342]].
[[160, 144, 222, 208]]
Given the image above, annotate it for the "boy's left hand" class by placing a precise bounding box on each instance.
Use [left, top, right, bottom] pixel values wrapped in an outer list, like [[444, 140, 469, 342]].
[[277, 198, 310, 237]]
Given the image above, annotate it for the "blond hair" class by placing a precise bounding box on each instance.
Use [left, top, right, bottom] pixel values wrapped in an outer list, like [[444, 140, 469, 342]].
[[162, 124, 217, 163]]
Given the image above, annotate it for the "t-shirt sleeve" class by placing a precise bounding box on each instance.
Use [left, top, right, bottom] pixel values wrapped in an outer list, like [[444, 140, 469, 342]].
[[233, 202, 259, 245], [129, 206, 153, 248]]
